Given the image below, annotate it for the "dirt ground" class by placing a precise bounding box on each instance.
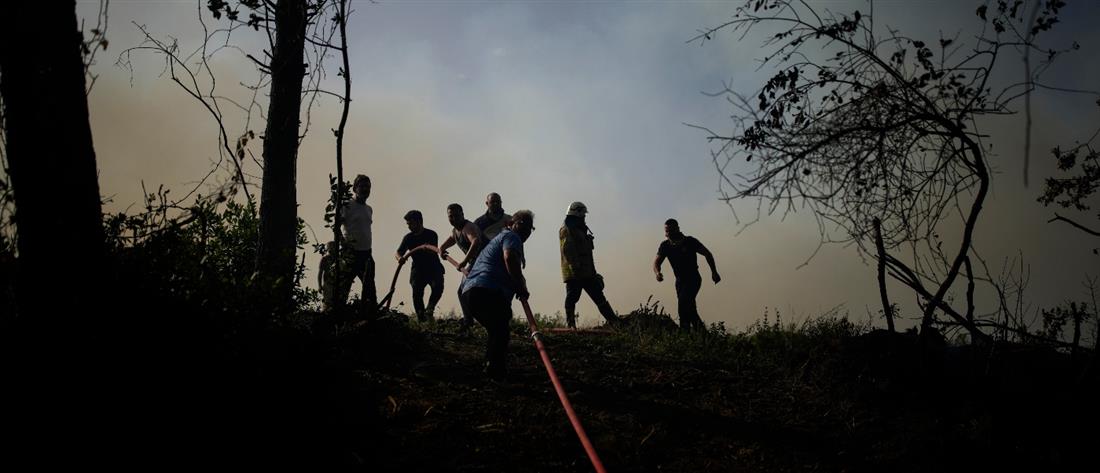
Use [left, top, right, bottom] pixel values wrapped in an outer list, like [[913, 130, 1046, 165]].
[[337, 313, 1095, 473]]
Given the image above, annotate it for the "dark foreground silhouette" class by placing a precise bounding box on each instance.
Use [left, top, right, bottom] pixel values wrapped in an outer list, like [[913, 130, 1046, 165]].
[[4, 303, 1095, 472]]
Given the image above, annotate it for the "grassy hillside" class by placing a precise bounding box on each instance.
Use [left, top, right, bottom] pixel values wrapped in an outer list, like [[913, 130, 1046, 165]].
[[331, 305, 1096, 472]]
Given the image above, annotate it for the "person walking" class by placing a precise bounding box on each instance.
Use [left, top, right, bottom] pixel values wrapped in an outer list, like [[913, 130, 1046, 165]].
[[396, 210, 445, 322], [559, 202, 620, 329], [460, 210, 536, 380], [653, 219, 720, 331]]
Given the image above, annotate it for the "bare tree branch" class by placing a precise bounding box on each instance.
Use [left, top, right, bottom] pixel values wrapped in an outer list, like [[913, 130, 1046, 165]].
[[1048, 213, 1100, 238]]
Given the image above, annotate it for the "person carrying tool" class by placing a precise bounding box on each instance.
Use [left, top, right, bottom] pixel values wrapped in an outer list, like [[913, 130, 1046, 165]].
[[474, 192, 512, 241], [396, 210, 445, 322], [460, 209, 535, 380], [438, 203, 483, 331], [653, 218, 721, 331], [338, 174, 376, 317], [559, 202, 621, 329]]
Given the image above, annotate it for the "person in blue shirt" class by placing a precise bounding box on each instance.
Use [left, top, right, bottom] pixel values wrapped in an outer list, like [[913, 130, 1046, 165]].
[[460, 209, 535, 379]]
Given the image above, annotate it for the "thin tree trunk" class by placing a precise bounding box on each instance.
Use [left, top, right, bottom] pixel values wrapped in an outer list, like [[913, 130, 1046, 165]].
[[257, 0, 307, 309], [1070, 303, 1081, 360], [964, 255, 975, 342], [331, 0, 353, 306], [873, 218, 894, 333], [0, 0, 104, 325], [920, 136, 990, 344]]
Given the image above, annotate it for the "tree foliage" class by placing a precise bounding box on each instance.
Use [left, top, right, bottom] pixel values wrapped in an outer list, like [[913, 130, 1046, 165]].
[[104, 188, 317, 321], [695, 0, 1081, 339], [1039, 136, 1100, 249]]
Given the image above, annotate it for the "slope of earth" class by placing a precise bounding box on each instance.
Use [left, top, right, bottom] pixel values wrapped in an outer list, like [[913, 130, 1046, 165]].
[[339, 310, 1096, 473]]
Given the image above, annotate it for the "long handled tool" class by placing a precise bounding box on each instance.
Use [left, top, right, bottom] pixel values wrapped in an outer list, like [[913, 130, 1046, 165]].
[[377, 258, 406, 311], [520, 299, 609, 473], [407, 244, 466, 275], [377, 244, 465, 313]]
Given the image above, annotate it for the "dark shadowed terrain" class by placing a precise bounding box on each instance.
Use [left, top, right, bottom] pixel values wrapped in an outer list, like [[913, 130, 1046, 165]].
[[321, 307, 1096, 472], [3, 297, 1095, 472]]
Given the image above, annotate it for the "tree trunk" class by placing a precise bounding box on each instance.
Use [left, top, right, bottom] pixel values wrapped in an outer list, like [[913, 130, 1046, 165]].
[[0, 0, 104, 325], [332, 0, 353, 308], [964, 255, 976, 342], [257, 0, 308, 309], [873, 218, 895, 333], [920, 136, 990, 344], [2, 2, 110, 465]]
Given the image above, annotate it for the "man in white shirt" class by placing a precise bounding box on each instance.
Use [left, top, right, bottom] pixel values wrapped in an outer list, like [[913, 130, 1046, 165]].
[[339, 174, 376, 316]]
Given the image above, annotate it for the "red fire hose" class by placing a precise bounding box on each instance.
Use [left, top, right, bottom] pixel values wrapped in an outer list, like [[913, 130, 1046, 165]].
[[520, 299, 609, 473], [422, 243, 608, 471], [545, 328, 615, 335]]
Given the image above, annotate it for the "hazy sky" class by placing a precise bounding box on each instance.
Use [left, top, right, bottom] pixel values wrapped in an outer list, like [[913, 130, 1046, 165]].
[[78, 0, 1100, 331]]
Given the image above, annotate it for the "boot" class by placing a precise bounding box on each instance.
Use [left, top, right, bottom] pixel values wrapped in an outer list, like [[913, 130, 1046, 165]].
[[565, 309, 577, 329]]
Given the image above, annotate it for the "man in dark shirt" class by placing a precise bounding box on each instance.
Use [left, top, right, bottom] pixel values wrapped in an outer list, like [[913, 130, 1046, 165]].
[[396, 210, 445, 322], [653, 219, 721, 331], [474, 192, 512, 241]]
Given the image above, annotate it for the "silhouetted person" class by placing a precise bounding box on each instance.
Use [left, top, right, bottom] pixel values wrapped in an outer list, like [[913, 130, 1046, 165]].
[[474, 192, 512, 241], [559, 201, 620, 328], [439, 203, 483, 331], [338, 174, 377, 316], [653, 219, 720, 331], [396, 210, 445, 322], [460, 210, 536, 380]]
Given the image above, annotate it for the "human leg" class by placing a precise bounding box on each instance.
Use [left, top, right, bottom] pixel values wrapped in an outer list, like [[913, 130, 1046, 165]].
[[425, 273, 444, 320], [410, 276, 428, 321], [467, 288, 513, 377], [582, 279, 620, 324], [358, 252, 377, 317], [675, 275, 704, 331], [563, 280, 583, 328]]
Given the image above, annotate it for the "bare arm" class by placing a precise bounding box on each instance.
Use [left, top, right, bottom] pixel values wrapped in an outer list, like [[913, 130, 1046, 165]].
[[456, 223, 483, 270], [398, 244, 439, 263], [653, 254, 666, 282], [439, 234, 456, 255], [504, 248, 529, 300], [697, 243, 721, 284]]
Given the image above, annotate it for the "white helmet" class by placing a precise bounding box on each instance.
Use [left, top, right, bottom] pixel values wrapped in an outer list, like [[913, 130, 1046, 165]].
[[567, 201, 588, 217]]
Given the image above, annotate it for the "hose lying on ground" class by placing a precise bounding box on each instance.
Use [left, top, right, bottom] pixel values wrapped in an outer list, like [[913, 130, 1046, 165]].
[[520, 299, 609, 473], [414, 243, 610, 471]]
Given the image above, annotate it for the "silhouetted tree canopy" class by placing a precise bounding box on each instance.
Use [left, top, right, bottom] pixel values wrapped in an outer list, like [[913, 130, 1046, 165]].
[[695, 0, 1083, 340]]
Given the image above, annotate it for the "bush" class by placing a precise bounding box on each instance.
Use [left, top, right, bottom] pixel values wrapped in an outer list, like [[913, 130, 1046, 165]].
[[103, 191, 317, 329]]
